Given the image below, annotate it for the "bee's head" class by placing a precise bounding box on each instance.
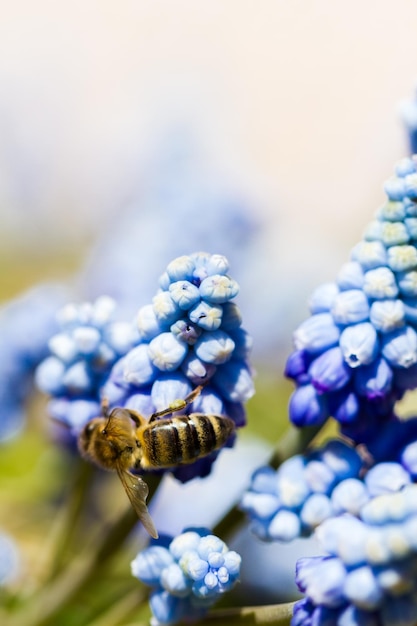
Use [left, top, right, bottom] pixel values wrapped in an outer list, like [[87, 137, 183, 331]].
[[78, 418, 104, 458], [78, 409, 139, 471]]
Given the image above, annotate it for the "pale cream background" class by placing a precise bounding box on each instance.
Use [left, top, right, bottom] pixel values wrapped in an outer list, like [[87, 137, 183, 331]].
[[1, 1, 417, 341]]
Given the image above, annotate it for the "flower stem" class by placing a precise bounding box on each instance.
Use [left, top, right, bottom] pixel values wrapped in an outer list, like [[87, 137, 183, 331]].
[[120, 602, 294, 626], [202, 601, 294, 625], [269, 423, 323, 470], [41, 458, 95, 581], [6, 473, 162, 626], [87, 588, 147, 626]]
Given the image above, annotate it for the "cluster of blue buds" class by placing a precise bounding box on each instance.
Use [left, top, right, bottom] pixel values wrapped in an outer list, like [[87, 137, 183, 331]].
[[286, 156, 417, 442], [102, 252, 254, 480], [35, 295, 138, 434], [35, 252, 253, 480], [131, 528, 241, 626], [103, 252, 253, 415], [241, 425, 417, 545], [240, 439, 366, 542], [293, 483, 417, 626], [0, 283, 68, 440]]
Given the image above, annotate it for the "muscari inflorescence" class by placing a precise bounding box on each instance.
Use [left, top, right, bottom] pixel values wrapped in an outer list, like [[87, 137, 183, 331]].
[[31, 251, 252, 623], [132, 528, 241, 626], [239, 155, 417, 626], [285, 156, 417, 443], [0, 283, 68, 441], [35, 251, 254, 483]]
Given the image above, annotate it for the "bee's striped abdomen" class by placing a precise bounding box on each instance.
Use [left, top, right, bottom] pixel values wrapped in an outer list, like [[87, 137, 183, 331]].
[[139, 414, 235, 469]]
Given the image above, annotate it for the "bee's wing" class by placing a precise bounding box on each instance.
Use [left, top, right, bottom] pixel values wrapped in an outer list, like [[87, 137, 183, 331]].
[[116, 467, 158, 539]]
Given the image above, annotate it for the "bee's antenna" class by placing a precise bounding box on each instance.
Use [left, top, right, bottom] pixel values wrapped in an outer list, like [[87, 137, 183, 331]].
[[101, 397, 110, 419]]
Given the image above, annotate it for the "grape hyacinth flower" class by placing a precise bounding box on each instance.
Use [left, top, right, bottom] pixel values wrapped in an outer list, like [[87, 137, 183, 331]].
[[240, 439, 366, 542], [286, 156, 417, 442], [293, 484, 417, 626], [102, 252, 254, 481], [241, 413, 417, 544], [35, 252, 253, 481], [131, 528, 241, 625], [0, 283, 69, 440], [35, 295, 138, 434]]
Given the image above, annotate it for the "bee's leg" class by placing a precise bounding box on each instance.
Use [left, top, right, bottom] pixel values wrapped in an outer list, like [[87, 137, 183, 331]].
[[148, 385, 204, 423], [148, 406, 175, 422], [101, 397, 110, 418], [183, 384, 204, 405]]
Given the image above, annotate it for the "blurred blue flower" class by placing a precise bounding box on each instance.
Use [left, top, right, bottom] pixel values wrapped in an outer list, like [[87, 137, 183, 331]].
[[79, 138, 261, 330], [0, 531, 20, 586], [293, 484, 417, 625], [240, 439, 365, 542], [35, 295, 138, 434], [400, 88, 417, 155], [286, 157, 417, 442], [241, 404, 417, 547], [0, 283, 69, 440], [131, 527, 241, 625]]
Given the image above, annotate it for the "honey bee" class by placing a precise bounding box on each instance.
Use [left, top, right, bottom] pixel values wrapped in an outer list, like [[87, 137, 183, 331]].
[[78, 385, 235, 538]]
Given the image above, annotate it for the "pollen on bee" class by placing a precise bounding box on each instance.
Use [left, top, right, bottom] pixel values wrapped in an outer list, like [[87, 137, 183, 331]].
[[168, 399, 187, 412]]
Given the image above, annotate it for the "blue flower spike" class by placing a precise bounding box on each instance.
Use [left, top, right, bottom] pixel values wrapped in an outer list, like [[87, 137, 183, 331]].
[[35, 252, 253, 482], [103, 252, 254, 481], [0, 283, 69, 441], [35, 296, 138, 434], [240, 439, 365, 542], [132, 528, 241, 625], [292, 484, 417, 626], [286, 156, 417, 441]]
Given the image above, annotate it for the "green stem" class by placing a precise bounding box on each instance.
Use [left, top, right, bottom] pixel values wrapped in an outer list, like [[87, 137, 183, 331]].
[[269, 424, 323, 470], [4, 457, 95, 610], [214, 424, 323, 539], [87, 589, 147, 626], [195, 602, 295, 625], [41, 458, 95, 581], [6, 474, 162, 626]]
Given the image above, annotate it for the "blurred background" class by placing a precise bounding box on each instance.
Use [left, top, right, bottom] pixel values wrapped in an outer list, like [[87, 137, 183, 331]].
[[2, 1, 417, 621], [2, 1, 417, 345]]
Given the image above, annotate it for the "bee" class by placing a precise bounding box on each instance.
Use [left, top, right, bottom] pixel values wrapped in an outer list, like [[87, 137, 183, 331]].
[[78, 385, 235, 538]]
